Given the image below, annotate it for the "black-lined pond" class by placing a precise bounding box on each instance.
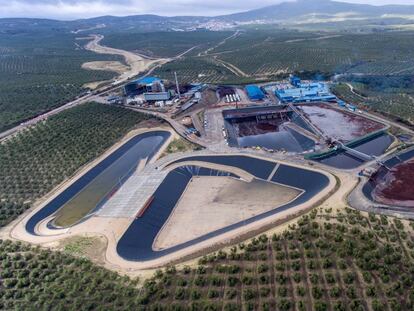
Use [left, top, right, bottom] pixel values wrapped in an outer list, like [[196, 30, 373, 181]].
[[26, 130, 171, 233]]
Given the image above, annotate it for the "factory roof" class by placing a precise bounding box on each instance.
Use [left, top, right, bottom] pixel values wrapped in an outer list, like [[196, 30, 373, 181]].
[[143, 92, 170, 101], [275, 83, 336, 103], [245, 85, 265, 100], [133, 77, 161, 85]]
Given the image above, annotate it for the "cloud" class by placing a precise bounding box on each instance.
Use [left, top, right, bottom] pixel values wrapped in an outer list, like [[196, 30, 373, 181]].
[[0, 0, 292, 19], [0, 0, 413, 20]]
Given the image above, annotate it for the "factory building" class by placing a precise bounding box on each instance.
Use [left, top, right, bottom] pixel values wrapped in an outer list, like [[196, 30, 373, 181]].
[[275, 82, 336, 103], [290, 75, 301, 87], [245, 85, 265, 101], [124, 77, 165, 96], [143, 91, 171, 102]]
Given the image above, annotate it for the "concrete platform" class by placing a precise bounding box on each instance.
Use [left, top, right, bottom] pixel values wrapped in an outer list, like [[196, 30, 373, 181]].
[[96, 171, 168, 218]]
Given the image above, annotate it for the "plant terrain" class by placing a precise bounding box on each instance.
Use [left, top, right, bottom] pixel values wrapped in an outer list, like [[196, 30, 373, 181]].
[[134, 208, 414, 311], [0, 239, 141, 311], [101, 30, 234, 58], [146, 29, 414, 124], [333, 80, 414, 125], [0, 30, 122, 131], [2, 208, 414, 310], [0, 102, 151, 227], [153, 56, 240, 85], [210, 31, 414, 78]]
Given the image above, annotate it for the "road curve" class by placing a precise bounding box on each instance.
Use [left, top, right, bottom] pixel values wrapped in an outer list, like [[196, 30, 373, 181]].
[[0, 35, 173, 141]]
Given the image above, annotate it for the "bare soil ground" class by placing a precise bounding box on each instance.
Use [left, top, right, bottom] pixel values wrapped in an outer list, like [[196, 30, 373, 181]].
[[82, 81, 108, 90], [82, 35, 169, 83], [153, 176, 301, 250], [54, 235, 107, 265], [81, 61, 130, 74]]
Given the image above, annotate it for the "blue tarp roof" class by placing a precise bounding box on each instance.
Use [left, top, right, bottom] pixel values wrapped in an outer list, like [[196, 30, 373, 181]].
[[133, 77, 161, 85], [245, 85, 265, 100]]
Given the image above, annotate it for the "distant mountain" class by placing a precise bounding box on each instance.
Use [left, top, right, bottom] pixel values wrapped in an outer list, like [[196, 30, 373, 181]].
[[2, 0, 414, 34], [220, 0, 414, 22]]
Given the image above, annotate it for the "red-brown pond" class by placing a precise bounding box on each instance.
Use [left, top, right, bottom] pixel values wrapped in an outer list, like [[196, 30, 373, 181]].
[[298, 103, 384, 142], [371, 158, 414, 207]]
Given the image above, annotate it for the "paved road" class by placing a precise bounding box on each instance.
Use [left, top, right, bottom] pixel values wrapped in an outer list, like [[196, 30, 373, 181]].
[[0, 38, 197, 142], [121, 105, 210, 148], [0, 93, 99, 140]]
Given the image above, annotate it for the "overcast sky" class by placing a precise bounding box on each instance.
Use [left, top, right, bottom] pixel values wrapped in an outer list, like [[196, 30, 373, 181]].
[[1, 0, 414, 20]]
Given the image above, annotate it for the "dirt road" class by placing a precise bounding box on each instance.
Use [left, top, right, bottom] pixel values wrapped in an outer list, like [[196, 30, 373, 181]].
[[344, 83, 414, 135], [0, 35, 176, 142], [84, 34, 169, 82], [198, 30, 241, 57]]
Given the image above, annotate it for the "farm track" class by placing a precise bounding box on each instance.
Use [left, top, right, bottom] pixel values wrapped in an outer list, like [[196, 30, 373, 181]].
[[213, 56, 249, 78], [84, 34, 170, 82], [342, 83, 414, 135], [284, 34, 343, 43], [198, 30, 241, 57]]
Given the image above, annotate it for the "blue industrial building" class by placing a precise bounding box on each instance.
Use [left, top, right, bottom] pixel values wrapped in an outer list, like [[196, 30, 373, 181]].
[[245, 85, 265, 101], [290, 76, 301, 87], [275, 82, 336, 103]]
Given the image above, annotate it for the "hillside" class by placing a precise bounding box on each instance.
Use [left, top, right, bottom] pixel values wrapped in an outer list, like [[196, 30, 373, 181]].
[[2, 0, 414, 32], [222, 0, 414, 22]]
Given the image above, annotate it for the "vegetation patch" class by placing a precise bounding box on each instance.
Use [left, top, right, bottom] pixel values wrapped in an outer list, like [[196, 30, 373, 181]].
[[0, 239, 141, 310], [137, 208, 414, 311], [63, 236, 96, 256], [102, 31, 233, 58], [0, 31, 122, 131], [163, 138, 202, 156], [2, 208, 414, 310], [333, 82, 414, 125]]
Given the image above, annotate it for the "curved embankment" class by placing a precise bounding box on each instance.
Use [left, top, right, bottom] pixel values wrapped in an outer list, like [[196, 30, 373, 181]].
[[82, 34, 169, 84], [117, 155, 332, 262], [362, 147, 414, 210], [25, 130, 171, 235]]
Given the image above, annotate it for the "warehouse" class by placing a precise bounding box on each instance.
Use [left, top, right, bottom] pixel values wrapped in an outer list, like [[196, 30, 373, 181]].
[[144, 91, 171, 102], [245, 85, 265, 101], [290, 75, 301, 87], [124, 77, 164, 96], [275, 83, 336, 103]]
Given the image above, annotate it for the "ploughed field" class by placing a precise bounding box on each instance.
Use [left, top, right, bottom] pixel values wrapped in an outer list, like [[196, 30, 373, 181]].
[[0, 31, 121, 131], [136, 209, 414, 311]]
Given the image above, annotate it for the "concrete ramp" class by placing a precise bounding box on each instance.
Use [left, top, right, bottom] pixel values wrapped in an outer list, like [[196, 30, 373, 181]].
[[137, 157, 149, 172], [96, 171, 167, 218]]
